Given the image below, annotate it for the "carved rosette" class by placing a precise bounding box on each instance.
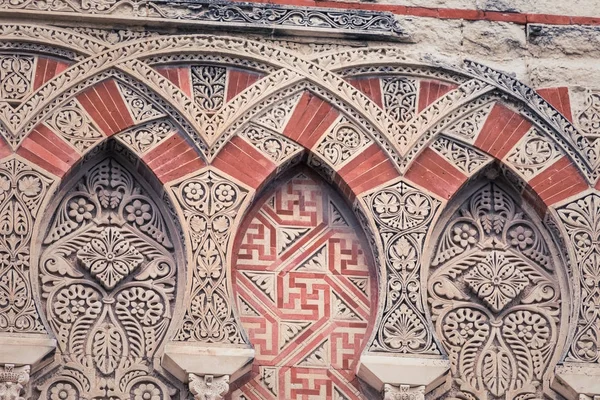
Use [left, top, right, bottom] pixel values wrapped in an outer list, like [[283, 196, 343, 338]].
[[35, 156, 183, 398], [362, 180, 441, 354], [170, 169, 248, 344], [428, 181, 562, 399], [0, 157, 54, 333]]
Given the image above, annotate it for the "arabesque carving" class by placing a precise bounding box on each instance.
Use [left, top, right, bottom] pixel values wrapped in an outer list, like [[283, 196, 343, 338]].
[[0, 156, 53, 334], [361, 179, 441, 354], [428, 181, 562, 399], [557, 192, 600, 363], [170, 169, 248, 344], [35, 156, 183, 398]]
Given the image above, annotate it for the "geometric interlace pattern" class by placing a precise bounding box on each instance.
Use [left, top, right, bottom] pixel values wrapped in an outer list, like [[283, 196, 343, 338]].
[[231, 171, 374, 400]]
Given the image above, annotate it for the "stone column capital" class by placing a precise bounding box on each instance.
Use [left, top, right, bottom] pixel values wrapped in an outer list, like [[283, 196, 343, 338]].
[[0, 364, 30, 400], [357, 353, 450, 394], [161, 342, 254, 383], [553, 363, 600, 400], [189, 374, 230, 400]]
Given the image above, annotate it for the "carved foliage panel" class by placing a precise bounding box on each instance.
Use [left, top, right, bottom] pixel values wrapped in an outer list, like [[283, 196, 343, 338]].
[[35, 156, 184, 398], [504, 127, 563, 180], [315, 116, 373, 168], [169, 169, 248, 344], [231, 171, 374, 399], [43, 99, 104, 153], [557, 192, 600, 363], [361, 179, 441, 354], [428, 181, 562, 399], [0, 156, 54, 334]]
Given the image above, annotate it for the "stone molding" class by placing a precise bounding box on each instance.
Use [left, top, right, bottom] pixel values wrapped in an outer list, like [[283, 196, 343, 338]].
[[357, 353, 450, 393], [0, 0, 409, 41], [553, 363, 600, 399]]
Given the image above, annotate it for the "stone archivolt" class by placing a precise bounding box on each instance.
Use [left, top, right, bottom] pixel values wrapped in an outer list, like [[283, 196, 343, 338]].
[[0, 20, 594, 400]]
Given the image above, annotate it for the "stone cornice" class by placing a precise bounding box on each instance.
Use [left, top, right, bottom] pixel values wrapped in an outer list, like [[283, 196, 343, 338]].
[[0, 0, 411, 41]]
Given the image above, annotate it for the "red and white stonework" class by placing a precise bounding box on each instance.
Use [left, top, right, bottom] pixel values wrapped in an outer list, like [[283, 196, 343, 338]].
[[230, 171, 375, 399], [0, 2, 600, 400]]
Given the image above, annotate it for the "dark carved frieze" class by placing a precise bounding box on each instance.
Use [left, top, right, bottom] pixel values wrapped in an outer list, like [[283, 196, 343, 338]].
[[0, 0, 410, 41]]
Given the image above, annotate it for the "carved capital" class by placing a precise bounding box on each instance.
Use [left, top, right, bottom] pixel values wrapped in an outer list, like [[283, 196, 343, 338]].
[[0, 364, 30, 400], [383, 384, 425, 400], [189, 374, 229, 400]]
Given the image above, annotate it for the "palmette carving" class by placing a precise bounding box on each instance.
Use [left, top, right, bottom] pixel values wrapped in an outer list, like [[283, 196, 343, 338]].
[[35, 156, 182, 398], [430, 136, 490, 175], [192, 65, 227, 115], [428, 181, 561, 399], [0, 156, 53, 333], [116, 118, 176, 156], [237, 123, 300, 163], [382, 77, 417, 124], [0, 54, 34, 103], [170, 169, 248, 344], [362, 180, 441, 354]]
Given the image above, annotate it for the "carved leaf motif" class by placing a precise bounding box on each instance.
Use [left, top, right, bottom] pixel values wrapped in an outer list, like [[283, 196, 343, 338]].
[[481, 347, 512, 397], [93, 324, 123, 375]]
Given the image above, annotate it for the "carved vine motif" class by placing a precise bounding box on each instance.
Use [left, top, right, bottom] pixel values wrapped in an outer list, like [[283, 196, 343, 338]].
[[44, 99, 104, 152], [237, 123, 300, 163], [0, 156, 53, 333], [362, 180, 441, 354], [35, 157, 182, 399], [382, 77, 417, 124], [557, 192, 600, 363], [0, 54, 33, 103], [430, 136, 490, 175], [505, 128, 562, 179], [315, 116, 372, 167], [191, 65, 227, 115], [428, 182, 561, 400], [116, 118, 177, 156], [170, 169, 248, 344]]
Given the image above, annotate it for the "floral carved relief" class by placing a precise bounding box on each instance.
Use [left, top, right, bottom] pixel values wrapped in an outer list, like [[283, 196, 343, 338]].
[[169, 169, 248, 344], [34, 156, 184, 398], [362, 180, 441, 354], [557, 192, 600, 363], [0, 156, 54, 333], [428, 181, 563, 399]]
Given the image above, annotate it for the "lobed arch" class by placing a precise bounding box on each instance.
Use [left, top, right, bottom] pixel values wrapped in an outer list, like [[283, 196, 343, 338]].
[[0, 25, 596, 398]]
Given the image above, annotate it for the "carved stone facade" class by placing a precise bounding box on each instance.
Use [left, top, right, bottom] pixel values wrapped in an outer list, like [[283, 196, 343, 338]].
[[0, 2, 599, 400]]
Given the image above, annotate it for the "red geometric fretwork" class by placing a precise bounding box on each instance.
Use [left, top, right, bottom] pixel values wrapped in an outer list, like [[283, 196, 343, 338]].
[[230, 170, 376, 400]]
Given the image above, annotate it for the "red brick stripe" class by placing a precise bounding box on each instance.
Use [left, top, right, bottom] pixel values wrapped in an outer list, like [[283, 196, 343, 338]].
[[417, 80, 458, 112], [527, 156, 588, 206], [16, 124, 79, 177], [226, 69, 262, 102], [33, 57, 71, 90], [336, 143, 400, 198], [212, 136, 276, 189], [404, 148, 467, 199], [537, 87, 573, 122], [155, 66, 192, 97], [143, 134, 206, 184], [283, 92, 340, 149], [345, 77, 383, 108], [76, 80, 135, 136], [475, 103, 531, 159]]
